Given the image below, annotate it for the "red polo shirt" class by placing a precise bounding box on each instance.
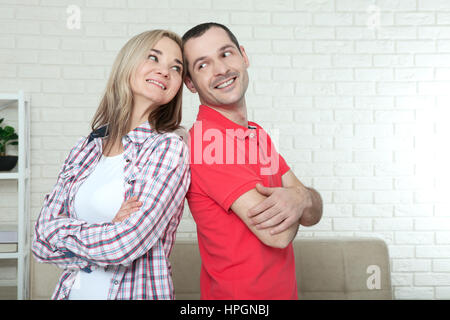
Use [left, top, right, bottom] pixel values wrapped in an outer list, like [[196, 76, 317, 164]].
[[186, 105, 298, 300]]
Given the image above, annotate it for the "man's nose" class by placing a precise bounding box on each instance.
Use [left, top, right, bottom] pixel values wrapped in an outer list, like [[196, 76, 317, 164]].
[[213, 60, 229, 75]]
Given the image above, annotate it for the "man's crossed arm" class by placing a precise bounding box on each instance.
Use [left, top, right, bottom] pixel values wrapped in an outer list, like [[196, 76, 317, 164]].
[[230, 170, 323, 249]]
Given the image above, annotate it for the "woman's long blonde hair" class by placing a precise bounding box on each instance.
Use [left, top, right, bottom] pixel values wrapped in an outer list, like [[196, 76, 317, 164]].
[[90, 30, 185, 155]]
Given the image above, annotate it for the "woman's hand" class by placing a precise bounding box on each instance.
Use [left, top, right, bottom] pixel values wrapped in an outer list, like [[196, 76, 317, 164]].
[[112, 196, 142, 223]]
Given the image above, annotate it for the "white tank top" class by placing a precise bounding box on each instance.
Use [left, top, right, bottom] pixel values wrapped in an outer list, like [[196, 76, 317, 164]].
[[68, 152, 125, 300]]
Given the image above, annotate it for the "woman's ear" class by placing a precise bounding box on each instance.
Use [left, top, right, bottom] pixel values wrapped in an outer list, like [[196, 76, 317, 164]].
[[184, 75, 197, 93]]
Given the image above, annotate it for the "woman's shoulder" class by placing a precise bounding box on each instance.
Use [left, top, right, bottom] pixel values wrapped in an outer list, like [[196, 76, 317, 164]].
[[153, 128, 188, 143], [147, 130, 189, 159], [152, 129, 188, 147], [67, 136, 89, 157], [58, 135, 89, 171], [172, 127, 189, 143]]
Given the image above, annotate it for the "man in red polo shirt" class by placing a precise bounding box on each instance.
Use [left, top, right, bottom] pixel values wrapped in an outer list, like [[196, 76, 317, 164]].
[[182, 23, 323, 300]]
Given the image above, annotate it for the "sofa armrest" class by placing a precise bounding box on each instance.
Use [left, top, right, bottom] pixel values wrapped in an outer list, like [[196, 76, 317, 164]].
[[292, 237, 393, 300]]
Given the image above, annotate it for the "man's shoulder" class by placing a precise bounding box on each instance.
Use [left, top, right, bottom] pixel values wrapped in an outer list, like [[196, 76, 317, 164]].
[[248, 121, 262, 129], [188, 117, 218, 134], [187, 118, 222, 154], [188, 119, 267, 135]]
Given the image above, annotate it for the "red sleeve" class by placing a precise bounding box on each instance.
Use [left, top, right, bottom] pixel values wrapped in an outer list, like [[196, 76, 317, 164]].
[[279, 153, 291, 176], [188, 153, 289, 213], [189, 162, 263, 212], [252, 122, 290, 177], [188, 121, 290, 213]]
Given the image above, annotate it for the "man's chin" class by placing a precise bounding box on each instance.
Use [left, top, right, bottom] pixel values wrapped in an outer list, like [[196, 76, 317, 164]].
[[213, 95, 245, 108]]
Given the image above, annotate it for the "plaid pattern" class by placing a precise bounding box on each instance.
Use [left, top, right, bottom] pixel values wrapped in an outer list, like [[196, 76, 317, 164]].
[[32, 121, 190, 300]]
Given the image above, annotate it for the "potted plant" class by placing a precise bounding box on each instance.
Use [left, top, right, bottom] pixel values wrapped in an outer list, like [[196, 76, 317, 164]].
[[0, 118, 18, 171]]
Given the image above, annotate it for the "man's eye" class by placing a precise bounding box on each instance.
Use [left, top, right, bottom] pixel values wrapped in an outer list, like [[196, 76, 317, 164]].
[[223, 51, 231, 57], [148, 55, 157, 61], [199, 63, 207, 70]]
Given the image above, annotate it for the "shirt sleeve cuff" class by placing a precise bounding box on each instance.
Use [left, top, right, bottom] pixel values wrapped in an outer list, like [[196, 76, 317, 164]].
[[222, 180, 262, 213]]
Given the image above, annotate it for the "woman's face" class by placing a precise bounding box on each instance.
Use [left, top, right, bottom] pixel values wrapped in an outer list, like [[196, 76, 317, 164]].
[[130, 36, 184, 108]]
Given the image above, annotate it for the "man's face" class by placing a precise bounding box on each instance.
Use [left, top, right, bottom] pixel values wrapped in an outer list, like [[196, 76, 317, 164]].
[[183, 27, 250, 109]]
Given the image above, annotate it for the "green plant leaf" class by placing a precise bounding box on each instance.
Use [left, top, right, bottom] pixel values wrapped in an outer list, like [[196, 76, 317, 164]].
[[0, 119, 18, 155], [4, 126, 14, 134]]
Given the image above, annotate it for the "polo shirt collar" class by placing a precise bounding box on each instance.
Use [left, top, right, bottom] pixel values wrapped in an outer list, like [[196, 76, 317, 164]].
[[196, 104, 257, 131], [88, 120, 155, 144]]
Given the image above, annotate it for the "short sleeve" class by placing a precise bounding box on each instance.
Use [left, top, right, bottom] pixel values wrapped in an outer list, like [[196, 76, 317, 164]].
[[279, 153, 291, 176], [189, 162, 263, 212], [252, 122, 290, 177], [187, 119, 289, 213]]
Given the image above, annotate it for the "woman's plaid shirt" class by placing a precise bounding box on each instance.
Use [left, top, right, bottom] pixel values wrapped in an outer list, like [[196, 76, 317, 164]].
[[31, 121, 190, 300]]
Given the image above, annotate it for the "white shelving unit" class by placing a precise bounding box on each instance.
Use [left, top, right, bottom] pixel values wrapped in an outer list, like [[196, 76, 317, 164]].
[[0, 91, 31, 300]]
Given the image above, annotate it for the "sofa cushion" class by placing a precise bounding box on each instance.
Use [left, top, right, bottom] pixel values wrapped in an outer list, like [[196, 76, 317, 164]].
[[169, 237, 392, 300], [293, 237, 392, 299], [169, 240, 201, 300], [31, 237, 392, 300]]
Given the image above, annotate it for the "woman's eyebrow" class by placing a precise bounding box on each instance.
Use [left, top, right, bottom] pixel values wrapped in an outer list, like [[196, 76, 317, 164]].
[[174, 58, 183, 66], [150, 48, 162, 55], [150, 48, 183, 66]]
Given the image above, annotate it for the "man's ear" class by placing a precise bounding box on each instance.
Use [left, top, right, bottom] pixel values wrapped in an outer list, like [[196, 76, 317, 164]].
[[184, 75, 197, 93], [239, 45, 250, 68]]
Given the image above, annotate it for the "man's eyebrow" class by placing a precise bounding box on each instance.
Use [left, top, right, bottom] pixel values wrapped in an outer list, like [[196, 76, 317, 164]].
[[150, 48, 183, 66], [219, 44, 237, 52], [192, 55, 207, 69], [191, 44, 238, 69]]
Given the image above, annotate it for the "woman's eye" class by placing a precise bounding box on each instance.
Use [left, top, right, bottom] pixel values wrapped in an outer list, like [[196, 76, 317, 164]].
[[148, 55, 157, 62], [172, 66, 181, 73]]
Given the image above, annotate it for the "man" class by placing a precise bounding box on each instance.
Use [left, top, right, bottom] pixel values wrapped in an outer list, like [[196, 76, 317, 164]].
[[182, 22, 323, 300]]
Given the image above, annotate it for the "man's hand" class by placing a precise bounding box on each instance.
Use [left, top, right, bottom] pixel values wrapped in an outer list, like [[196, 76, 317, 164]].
[[248, 183, 312, 235]]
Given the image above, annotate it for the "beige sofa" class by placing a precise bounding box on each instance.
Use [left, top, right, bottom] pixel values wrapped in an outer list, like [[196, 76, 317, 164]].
[[30, 237, 392, 300]]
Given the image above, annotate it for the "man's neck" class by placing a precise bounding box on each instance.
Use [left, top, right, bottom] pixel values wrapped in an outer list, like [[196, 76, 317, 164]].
[[203, 102, 249, 128]]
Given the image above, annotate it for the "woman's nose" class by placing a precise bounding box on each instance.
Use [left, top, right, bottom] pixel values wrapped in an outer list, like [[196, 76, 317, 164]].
[[156, 65, 170, 78]]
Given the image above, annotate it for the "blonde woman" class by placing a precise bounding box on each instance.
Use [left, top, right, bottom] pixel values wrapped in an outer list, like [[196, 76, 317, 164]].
[[32, 30, 190, 300]]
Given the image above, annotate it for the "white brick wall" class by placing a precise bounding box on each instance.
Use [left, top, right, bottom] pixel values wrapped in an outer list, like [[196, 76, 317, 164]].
[[1, 0, 450, 299]]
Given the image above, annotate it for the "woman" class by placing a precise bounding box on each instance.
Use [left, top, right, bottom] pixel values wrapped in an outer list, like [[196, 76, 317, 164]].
[[31, 30, 190, 300]]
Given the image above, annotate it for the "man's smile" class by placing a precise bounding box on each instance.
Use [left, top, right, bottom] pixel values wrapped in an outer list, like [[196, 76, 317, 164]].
[[214, 77, 237, 89]]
